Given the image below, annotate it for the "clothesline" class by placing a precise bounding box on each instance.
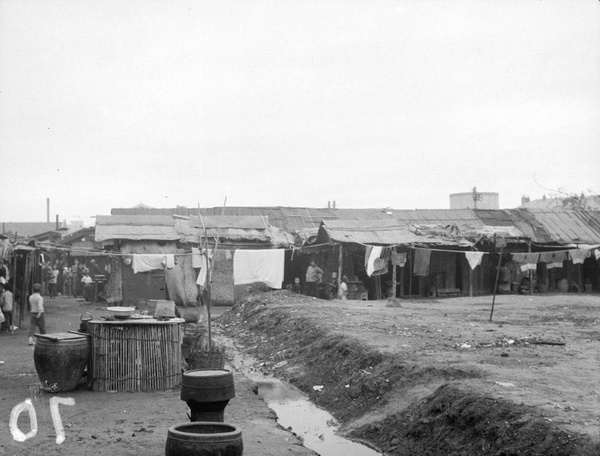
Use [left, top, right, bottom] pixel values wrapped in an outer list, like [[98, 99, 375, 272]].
[[26, 239, 340, 257], [17, 239, 600, 260]]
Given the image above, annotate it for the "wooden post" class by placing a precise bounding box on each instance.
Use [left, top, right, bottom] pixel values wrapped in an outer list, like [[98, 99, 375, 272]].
[[400, 264, 405, 297], [528, 242, 533, 296], [391, 247, 397, 299], [468, 253, 473, 297], [337, 244, 343, 298], [490, 246, 504, 321], [11, 250, 17, 334], [408, 249, 413, 299]]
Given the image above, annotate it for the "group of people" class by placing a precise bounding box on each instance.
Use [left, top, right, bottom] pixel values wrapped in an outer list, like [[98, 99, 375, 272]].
[[288, 259, 348, 300], [40, 258, 103, 299]]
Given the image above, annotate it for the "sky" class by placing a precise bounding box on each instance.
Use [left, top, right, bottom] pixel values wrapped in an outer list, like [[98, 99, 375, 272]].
[[1, 0, 599, 225]]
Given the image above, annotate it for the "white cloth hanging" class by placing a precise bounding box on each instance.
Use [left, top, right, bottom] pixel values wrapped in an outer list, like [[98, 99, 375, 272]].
[[569, 249, 590, 265], [195, 249, 212, 288], [132, 254, 167, 273], [465, 252, 484, 270], [233, 249, 285, 289], [164, 254, 175, 269], [191, 248, 203, 268], [365, 246, 383, 277]]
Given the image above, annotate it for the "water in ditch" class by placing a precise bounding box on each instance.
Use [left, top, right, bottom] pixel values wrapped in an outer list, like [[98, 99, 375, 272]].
[[254, 377, 381, 456], [226, 343, 381, 456]]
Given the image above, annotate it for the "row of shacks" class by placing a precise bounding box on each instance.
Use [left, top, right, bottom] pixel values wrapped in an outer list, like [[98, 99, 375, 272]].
[[2, 207, 600, 318]]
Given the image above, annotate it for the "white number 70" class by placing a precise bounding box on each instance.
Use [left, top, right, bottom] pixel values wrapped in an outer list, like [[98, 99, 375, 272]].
[[10, 397, 75, 444]]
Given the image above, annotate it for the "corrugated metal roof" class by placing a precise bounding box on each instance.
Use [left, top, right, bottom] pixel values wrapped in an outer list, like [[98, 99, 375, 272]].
[[105, 206, 600, 246], [316, 219, 459, 246], [95, 213, 294, 247], [95, 224, 180, 242], [96, 215, 175, 226], [189, 215, 268, 230], [523, 209, 600, 244], [395, 209, 484, 230]]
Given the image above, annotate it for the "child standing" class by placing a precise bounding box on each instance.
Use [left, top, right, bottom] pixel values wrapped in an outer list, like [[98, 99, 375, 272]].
[[28, 283, 46, 345], [1, 284, 13, 332], [62, 267, 72, 297]]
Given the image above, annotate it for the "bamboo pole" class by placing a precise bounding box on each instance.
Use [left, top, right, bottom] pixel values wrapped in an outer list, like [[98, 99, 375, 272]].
[[490, 246, 504, 322], [391, 247, 397, 299], [337, 244, 343, 298], [10, 249, 16, 334], [528, 241, 533, 297], [206, 197, 227, 350], [408, 249, 413, 299]]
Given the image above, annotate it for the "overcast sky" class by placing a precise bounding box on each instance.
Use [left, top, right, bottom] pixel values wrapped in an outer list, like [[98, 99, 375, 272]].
[[1, 0, 599, 225]]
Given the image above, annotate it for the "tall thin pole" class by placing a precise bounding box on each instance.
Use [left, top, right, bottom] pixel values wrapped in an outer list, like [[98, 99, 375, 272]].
[[490, 247, 504, 321], [528, 241, 533, 296], [337, 244, 343, 298], [205, 197, 227, 349], [408, 249, 413, 299], [11, 250, 17, 334], [391, 247, 397, 299]]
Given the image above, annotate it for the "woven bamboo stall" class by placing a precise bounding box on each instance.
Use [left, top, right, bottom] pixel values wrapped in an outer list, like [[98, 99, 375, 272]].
[[88, 318, 184, 392]]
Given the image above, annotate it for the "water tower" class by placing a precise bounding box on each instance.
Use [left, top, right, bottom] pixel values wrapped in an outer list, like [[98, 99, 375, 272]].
[[450, 187, 499, 209]]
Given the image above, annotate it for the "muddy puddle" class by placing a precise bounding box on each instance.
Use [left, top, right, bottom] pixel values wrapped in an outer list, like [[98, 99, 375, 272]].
[[225, 341, 381, 456]]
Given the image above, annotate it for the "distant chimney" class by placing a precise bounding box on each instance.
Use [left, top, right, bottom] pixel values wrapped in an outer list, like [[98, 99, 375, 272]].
[[521, 195, 530, 205], [333, 200, 336, 209], [327, 201, 331, 209], [56, 214, 59, 230]]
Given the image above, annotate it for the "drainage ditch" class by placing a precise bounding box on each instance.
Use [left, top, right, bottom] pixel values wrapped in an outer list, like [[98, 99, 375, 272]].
[[226, 343, 381, 456]]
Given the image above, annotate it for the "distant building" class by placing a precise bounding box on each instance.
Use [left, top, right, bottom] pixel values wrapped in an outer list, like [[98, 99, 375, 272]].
[[450, 188, 499, 210], [519, 194, 600, 211]]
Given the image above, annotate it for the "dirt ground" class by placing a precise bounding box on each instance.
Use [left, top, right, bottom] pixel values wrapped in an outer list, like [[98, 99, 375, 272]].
[[218, 290, 600, 455], [2, 291, 599, 456], [0, 297, 315, 456]]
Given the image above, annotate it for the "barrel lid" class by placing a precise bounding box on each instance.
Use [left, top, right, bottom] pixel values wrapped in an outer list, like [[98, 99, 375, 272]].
[[35, 332, 87, 340], [183, 369, 231, 378]]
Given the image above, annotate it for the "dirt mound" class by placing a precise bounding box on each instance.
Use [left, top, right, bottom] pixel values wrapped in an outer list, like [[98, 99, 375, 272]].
[[352, 384, 594, 456], [218, 290, 600, 456]]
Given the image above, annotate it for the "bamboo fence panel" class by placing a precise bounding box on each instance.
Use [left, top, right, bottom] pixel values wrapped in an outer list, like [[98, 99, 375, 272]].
[[88, 319, 183, 392]]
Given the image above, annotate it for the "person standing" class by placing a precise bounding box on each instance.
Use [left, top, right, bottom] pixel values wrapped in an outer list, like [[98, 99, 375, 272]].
[[71, 260, 80, 298], [28, 283, 46, 345], [1, 283, 13, 333], [49, 266, 59, 297], [62, 266, 72, 297], [327, 272, 339, 300], [304, 259, 324, 298], [42, 261, 52, 296], [339, 275, 348, 300], [81, 271, 94, 302]]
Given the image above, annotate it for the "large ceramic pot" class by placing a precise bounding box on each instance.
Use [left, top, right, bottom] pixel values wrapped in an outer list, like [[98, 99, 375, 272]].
[[165, 422, 243, 456]]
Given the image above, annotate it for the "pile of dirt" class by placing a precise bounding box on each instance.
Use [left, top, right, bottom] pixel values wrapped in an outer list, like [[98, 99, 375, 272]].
[[217, 290, 600, 456]]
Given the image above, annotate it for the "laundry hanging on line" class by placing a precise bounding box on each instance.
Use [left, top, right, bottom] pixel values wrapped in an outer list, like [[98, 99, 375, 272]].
[[413, 249, 431, 277], [195, 249, 212, 288], [233, 249, 285, 289], [569, 249, 590, 265], [364, 246, 388, 276], [512, 253, 539, 272], [464, 252, 485, 270], [539, 251, 566, 269], [132, 254, 175, 273], [191, 247, 203, 268]]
